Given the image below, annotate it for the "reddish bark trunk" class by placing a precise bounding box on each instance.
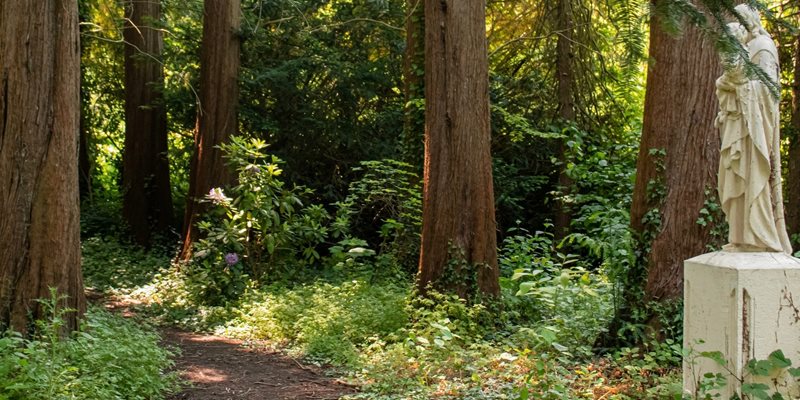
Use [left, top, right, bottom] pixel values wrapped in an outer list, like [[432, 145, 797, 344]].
[[179, 0, 241, 260], [786, 33, 800, 247], [630, 1, 721, 302], [417, 0, 499, 299], [0, 0, 85, 334], [122, 0, 173, 246]]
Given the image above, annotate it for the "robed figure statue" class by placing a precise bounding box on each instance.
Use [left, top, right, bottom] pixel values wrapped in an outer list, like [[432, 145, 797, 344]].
[[716, 5, 791, 253]]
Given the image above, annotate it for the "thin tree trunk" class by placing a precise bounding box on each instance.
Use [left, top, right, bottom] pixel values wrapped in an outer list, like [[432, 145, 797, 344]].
[[79, 8, 92, 201], [630, 1, 721, 303], [122, 0, 173, 246], [554, 0, 576, 240], [79, 104, 92, 200], [0, 0, 85, 334], [402, 0, 425, 166], [179, 0, 241, 260], [786, 32, 800, 246], [418, 0, 499, 299]]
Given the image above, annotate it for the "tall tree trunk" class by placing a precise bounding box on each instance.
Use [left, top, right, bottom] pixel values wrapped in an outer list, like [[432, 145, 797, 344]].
[[122, 0, 173, 246], [0, 0, 85, 334], [401, 0, 425, 166], [786, 32, 800, 247], [418, 0, 499, 299], [630, 1, 721, 303], [179, 0, 241, 260], [554, 0, 576, 240]]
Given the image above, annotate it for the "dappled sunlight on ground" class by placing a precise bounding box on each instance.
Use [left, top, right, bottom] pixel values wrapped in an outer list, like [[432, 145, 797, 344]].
[[162, 329, 357, 400]]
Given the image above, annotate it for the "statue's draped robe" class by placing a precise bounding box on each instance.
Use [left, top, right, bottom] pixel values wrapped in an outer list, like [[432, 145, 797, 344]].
[[717, 35, 791, 253]]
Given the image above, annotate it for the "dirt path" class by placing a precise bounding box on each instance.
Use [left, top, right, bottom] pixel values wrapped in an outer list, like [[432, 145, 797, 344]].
[[164, 330, 356, 400], [97, 293, 356, 400]]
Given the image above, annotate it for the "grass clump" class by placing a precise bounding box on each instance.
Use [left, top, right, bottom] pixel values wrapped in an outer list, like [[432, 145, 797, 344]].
[[0, 294, 178, 400], [228, 280, 408, 365]]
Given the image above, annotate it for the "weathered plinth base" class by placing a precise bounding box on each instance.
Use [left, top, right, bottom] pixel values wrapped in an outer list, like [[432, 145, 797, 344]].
[[683, 251, 800, 398]]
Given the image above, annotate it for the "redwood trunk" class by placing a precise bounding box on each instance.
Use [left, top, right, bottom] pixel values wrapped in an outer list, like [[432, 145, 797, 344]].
[[179, 0, 241, 260], [630, 1, 721, 302], [122, 0, 173, 246], [418, 0, 499, 298], [0, 0, 85, 333], [554, 0, 576, 240], [786, 33, 800, 247]]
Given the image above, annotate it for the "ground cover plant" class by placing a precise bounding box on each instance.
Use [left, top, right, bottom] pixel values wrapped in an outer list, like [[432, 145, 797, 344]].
[[0, 291, 178, 400]]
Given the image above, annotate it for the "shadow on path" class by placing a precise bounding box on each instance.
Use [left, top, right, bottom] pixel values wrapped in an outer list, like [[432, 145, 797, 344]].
[[163, 329, 357, 400]]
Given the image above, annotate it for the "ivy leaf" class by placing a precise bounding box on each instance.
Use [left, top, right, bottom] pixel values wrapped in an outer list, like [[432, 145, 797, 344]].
[[700, 351, 726, 366], [767, 350, 791, 369], [516, 281, 535, 296]]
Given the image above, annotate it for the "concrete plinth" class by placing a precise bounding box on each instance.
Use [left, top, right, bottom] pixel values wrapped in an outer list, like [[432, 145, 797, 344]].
[[683, 251, 800, 398]]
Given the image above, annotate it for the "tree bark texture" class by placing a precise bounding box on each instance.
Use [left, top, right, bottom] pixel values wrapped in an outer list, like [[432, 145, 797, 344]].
[[402, 0, 425, 166], [418, 0, 500, 298], [0, 0, 85, 333], [179, 0, 241, 260], [122, 0, 173, 246], [630, 2, 721, 302], [554, 0, 576, 240], [786, 32, 800, 246]]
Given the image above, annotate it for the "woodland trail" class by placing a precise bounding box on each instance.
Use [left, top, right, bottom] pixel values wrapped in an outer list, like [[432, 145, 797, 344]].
[[163, 329, 356, 400], [98, 294, 356, 400]]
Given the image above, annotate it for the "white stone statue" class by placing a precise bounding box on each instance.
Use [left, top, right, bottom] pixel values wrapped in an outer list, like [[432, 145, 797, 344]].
[[716, 5, 791, 253]]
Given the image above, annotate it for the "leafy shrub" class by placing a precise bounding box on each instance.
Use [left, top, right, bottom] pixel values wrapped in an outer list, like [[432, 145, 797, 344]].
[[0, 293, 178, 400], [500, 227, 613, 358], [334, 159, 422, 274], [187, 137, 333, 304]]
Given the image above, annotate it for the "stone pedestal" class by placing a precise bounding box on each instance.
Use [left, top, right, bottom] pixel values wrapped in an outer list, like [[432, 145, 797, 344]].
[[683, 251, 800, 398]]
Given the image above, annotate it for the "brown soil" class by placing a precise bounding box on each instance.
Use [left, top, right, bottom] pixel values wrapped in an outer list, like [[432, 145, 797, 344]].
[[95, 292, 357, 400], [164, 330, 357, 400]]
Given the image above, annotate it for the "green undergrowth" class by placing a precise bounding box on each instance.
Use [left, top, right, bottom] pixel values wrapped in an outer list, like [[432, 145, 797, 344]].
[[74, 218, 691, 400], [130, 266, 681, 399], [81, 236, 173, 290], [91, 245, 680, 398], [0, 294, 178, 400]]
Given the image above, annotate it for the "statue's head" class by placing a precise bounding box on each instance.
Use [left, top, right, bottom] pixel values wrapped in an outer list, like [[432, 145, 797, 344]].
[[733, 4, 769, 39], [727, 22, 747, 45]]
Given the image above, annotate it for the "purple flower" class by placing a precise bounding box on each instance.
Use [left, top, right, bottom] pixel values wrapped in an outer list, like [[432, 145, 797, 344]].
[[206, 187, 231, 204], [224, 253, 240, 266]]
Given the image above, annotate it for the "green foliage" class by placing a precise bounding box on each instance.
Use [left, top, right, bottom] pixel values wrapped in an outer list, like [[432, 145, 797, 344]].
[[334, 159, 422, 273], [557, 126, 637, 297], [684, 347, 800, 400], [238, 0, 406, 200], [0, 292, 178, 400], [229, 280, 408, 366], [697, 188, 727, 251], [142, 276, 408, 367], [82, 236, 173, 290], [186, 137, 330, 304], [501, 228, 614, 358]]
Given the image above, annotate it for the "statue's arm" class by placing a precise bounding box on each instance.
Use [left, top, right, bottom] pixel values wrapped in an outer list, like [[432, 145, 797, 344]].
[[752, 49, 779, 83]]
